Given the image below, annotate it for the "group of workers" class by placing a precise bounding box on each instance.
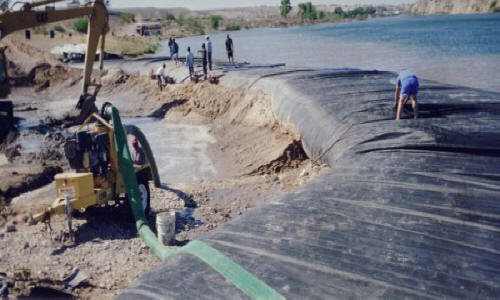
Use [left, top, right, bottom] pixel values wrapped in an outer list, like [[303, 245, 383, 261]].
[[158, 34, 419, 120], [156, 34, 235, 87]]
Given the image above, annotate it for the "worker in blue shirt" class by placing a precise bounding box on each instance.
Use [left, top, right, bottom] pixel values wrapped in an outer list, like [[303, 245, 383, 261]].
[[395, 70, 419, 120], [186, 46, 195, 80]]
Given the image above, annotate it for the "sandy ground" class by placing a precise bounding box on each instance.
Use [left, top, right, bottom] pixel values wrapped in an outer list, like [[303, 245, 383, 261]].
[[0, 41, 326, 298]]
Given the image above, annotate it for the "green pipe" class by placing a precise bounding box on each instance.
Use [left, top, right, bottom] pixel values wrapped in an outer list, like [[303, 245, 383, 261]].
[[125, 124, 161, 188], [108, 106, 171, 259], [107, 106, 284, 299]]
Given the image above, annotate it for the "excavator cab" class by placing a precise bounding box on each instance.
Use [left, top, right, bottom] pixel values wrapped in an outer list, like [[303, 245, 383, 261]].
[[0, 47, 9, 98]]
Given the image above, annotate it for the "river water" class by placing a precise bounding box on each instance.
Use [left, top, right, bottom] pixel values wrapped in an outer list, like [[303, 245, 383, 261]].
[[174, 14, 500, 92]]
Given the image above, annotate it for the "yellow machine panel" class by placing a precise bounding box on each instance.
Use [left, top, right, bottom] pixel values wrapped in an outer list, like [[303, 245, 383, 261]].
[[55, 172, 94, 200]]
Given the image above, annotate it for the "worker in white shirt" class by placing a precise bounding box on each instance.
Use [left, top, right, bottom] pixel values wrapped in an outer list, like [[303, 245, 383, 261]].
[[156, 63, 166, 91]]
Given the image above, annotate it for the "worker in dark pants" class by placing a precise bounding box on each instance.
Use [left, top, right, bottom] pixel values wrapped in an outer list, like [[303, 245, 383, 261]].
[[225, 34, 234, 65], [206, 36, 213, 71], [156, 63, 166, 91], [186, 46, 195, 80], [395, 69, 419, 120], [198, 43, 208, 80]]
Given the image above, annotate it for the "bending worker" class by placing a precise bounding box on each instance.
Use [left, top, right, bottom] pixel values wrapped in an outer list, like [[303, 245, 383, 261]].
[[156, 63, 166, 91], [395, 69, 419, 120]]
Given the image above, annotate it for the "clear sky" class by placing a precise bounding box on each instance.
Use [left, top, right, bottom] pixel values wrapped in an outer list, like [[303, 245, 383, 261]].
[[110, 0, 416, 10]]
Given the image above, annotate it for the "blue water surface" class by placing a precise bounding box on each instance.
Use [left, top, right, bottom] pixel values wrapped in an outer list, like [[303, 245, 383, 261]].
[[175, 14, 500, 92], [297, 14, 500, 57]]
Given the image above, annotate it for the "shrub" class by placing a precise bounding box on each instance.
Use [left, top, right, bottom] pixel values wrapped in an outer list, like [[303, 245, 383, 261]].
[[345, 7, 365, 19], [364, 6, 377, 16], [185, 17, 205, 35], [72, 18, 88, 34], [491, 0, 498, 12], [163, 12, 176, 21], [119, 12, 135, 24], [144, 43, 159, 54], [225, 24, 241, 31], [329, 13, 343, 22], [176, 14, 185, 26], [33, 26, 47, 35], [209, 15, 222, 30], [53, 25, 65, 33]]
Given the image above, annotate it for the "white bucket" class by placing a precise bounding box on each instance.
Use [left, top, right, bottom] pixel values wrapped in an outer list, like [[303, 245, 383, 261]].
[[156, 211, 176, 246]]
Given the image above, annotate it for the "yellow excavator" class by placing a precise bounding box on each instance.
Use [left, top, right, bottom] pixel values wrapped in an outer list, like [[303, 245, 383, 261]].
[[0, 0, 109, 124]]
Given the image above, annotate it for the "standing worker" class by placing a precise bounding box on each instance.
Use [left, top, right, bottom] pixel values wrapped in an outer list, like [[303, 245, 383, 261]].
[[168, 37, 174, 61], [198, 43, 208, 80], [206, 36, 213, 71], [186, 46, 195, 81], [156, 63, 166, 91], [225, 34, 234, 65], [395, 69, 419, 120], [172, 37, 179, 67]]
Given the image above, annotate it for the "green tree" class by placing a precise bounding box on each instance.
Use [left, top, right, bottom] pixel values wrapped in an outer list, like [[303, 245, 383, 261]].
[[298, 2, 317, 20], [163, 12, 176, 21], [226, 24, 241, 31], [345, 7, 365, 19], [280, 0, 292, 19], [298, 3, 306, 19], [209, 15, 222, 30], [365, 6, 376, 16], [119, 12, 135, 24], [334, 6, 343, 15], [72, 18, 88, 33]]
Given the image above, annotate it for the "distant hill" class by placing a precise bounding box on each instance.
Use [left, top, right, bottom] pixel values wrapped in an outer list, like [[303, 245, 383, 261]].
[[410, 0, 500, 14]]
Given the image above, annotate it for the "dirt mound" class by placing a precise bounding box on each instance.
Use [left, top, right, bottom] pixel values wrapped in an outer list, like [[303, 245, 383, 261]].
[[101, 68, 130, 87], [0, 126, 67, 207], [9, 62, 81, 92], [4, 36, 61, 74], [249, 140, 308, 175], [99, 75, 303, 176], [0, 165, 62, 205], [173, 83, 237, 119]]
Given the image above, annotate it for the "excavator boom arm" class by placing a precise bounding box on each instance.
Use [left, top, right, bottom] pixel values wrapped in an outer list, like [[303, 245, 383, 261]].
[[0, 0, 108, 115], [0, 7, 93, 38]]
